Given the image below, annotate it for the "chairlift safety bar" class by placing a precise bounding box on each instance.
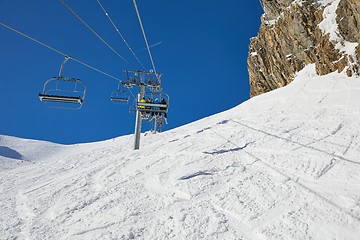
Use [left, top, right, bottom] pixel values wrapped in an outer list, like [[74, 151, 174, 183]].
[[136, 102, 167, 108], [137, 108, 167, 113]]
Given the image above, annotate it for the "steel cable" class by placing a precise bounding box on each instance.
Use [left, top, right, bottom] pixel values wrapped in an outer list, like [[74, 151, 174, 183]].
[[97, 0, 147, 71], [132, 0, 159, 80], [60, 0, 131, 66], [0, 21, 122, 82]]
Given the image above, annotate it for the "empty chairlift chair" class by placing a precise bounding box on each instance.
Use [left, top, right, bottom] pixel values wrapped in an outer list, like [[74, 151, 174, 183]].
[[38, 57, 86, 109], [110, 82, 130, 104]]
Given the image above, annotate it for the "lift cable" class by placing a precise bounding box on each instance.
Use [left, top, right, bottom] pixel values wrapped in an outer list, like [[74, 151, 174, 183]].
[[128, 87, 137, 100], [60, 0, 131, 66], [97, 0, 147, 71], [132, 0, 159, 79], [0, 21, 122, 82]]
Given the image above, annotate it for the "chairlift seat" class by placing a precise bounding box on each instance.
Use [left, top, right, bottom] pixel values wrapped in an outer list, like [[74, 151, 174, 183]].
[[111, 97, 129, 103], [38, 93, 84, 104]]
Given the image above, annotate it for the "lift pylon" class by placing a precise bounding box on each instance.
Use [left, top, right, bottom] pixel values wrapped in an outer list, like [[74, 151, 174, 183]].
[[134, 85, 145, 150], [122, 70, 168, 150]]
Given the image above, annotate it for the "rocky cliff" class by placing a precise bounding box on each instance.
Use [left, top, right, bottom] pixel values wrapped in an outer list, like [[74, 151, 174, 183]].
[[248, 0, 360, 97]]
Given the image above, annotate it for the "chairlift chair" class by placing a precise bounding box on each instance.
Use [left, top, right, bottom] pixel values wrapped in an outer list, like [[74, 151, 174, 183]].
[[38, 57, 86, 109], [39, 77, 85, 103], [136, 92, 169, 113], [111, 82, 130, 104]]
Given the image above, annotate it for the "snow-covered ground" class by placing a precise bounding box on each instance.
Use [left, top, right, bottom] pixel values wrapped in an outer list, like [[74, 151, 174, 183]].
[[0, 135, 68, 171], [1, 64, 360, 239]]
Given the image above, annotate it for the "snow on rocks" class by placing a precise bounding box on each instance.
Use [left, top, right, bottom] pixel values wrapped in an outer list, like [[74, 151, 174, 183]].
[[318, 0, 359, 59]]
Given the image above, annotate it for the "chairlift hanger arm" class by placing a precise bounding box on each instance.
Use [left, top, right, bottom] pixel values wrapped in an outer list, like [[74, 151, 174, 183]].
[[59, 56, 71, 77]]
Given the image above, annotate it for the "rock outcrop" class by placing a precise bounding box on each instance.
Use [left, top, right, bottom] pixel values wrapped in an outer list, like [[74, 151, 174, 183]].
[[248, 0, 360, 97]]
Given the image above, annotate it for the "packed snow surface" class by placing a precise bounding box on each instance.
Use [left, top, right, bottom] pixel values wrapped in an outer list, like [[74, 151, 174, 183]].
[[1, 65, 360, 239]]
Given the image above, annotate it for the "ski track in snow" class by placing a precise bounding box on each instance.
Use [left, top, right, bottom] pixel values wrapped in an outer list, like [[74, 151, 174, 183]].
[[1, 65, 360, 239]]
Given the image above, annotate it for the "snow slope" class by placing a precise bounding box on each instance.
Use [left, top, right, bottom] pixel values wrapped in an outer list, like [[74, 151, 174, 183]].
[[0, 135, 67, 171], [1, 65, 360, 239]]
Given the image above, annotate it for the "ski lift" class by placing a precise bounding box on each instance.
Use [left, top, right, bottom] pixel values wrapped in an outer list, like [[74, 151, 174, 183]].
[[38, 57, 86, 109], [136, 91, 169, 115], [111, 82, 130, 104]]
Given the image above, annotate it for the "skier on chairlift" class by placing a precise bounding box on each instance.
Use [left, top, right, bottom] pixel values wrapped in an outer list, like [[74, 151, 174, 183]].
[[145, 98, 152, 114], [153, 98, 160, 112], [139, 97, 146, 117], [139, 97, 146, 108], [150, 98, 160, 120]]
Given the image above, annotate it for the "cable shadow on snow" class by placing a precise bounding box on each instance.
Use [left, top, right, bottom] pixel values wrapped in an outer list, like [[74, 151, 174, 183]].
[[232, 119, 360, 166], [0, 146, 23, 160], [244, 150, 360, 222], [210, 122, 360, 222]]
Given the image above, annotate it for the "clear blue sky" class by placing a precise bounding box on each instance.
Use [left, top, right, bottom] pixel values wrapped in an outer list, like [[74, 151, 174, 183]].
[[0, 1, 262, 144]]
